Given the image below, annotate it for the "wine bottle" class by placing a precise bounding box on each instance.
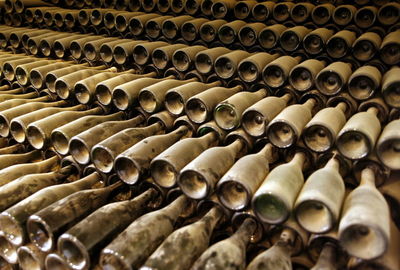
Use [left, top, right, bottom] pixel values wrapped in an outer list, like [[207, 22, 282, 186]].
[[0, 100, 67, 137], [246, 228, 296, 270], [302, 100, 349, 153], [191, 218, 257, 270], [0, 165, 75, 212], [69, 115, 144, 165], [0, 150, 42, 170], [26, 106, 103, 150], [17, 243, 46, 270], [57, 188, 157, 270], [217, 143, 277, 211], [252, 151, 308, 224], [242, 93, 292, 138], [100, 195, 195, 269], [214, 89, 267, 131], [151, 125, 221, 188], [114, 125, 189, 185], [266, 96, 319, 149], [262, 56, 301, 88], [50, 111, 125, 156], [337, 98, 386, 160], [165, 81, 221, 116], [178, 131, 248, 200], [26, 181, 123, 253], [185, 85, 242, 124], [0, 155, 59, 187], [10, 104, 87, 143], [376, 119, 400, 170], [294, 156, 346, 233], [0, 172, 102, 246], [140, 206, 224, 270], [339, 167, 390, 260]]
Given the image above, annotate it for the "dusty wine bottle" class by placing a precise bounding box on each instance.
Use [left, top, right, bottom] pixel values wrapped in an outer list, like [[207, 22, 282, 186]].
[[217, 143, 277, 211], [339, 167, 390, 260], [252, 150, 310, 224], [191, 218, 257, 270], [100, 195, 195, 270], [178, 129, 250, 200], [57, 188, 158, 270], [91, 116, 166, 173], [26, 181, 123, 253], [140, 206, 224, 270], [150, 122, 223, 188], [69, 115, 145, 165], [114, 125, 189, 185], [0, 172, 102, 247], [294, 155, 347, 233]]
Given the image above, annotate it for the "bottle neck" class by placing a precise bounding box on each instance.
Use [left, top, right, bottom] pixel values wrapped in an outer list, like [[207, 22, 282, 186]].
[[66, 104, 88, 111], [85, 64, 107, 70], [293, 56, 302, 63], [19, 92, 38, 99], [142, 72, 157, 77], [360, 167, 376, 187], [100, 111, 126, 121], [98, 180, 124, 196], [206, 81, 222, 87], [226, 139, 245, 157], [145, 121, 164, 133], [229, 85, 243, 94], [290, 152, 306, 170], [198, 206, 223, 230], [37, 155, 59, 170], [232, 218, 257, 245], [72, 172, 102, 189], [48, 100, 69, 107], [82, 106, 104, 115], [58, 165, 75, 176], [162, 75, 176, 80], [254, 89, 268, 99], [125, 115, 145, 126], [183, 77, 199, 83], [128, 188, 158, 207], [325, 157, 340, 172], [302, 98, 316, 112], [311, 243, 337, 270], [367, 106, 379, 116], [120, 69, 138, 75], [107, 180, 124, 190], [258, 143, 277, 164], [105, 67, 118, 72], [200, 131, 218, 145], [53, 165, 77, 183], [334, 102, 347, 113], [161, 195, 193, 220], [280, 93, 292, 104], [170, 125, 189, 138], [23, 150, 42, 160], [32, 96, 51, 102]]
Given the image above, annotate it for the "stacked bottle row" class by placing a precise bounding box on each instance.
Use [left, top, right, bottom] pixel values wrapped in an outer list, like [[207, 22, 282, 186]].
[[0, 54, 399, 173], [0, 1, 399, 269], [0, 85, 397, 266], [3, 7, 400, 65], [0, 108, 398, 269], [2, 36, 400, 114], [4, 0, 400, 30], [0, 90, 398, 269], [0, 47, 399, 207]]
